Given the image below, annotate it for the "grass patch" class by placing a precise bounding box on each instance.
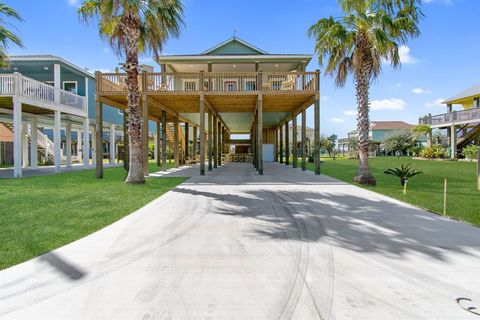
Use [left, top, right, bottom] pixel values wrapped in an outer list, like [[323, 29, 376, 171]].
[[306, 157, 480, 226], [0, 161, 186, 270]]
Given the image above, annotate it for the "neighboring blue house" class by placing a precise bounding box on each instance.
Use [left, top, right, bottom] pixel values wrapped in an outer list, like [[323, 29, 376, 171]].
[[0, 55, 126, 177]]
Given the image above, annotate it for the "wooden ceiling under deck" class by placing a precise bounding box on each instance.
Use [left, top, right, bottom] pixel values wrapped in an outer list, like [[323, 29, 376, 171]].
[[98, 92, 316, 129], [0, 97, 55, 115]]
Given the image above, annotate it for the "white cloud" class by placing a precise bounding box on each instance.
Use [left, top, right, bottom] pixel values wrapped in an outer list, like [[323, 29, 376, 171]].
[[67, 0, 80, 6], [86, 67, 111, 73], [399, 45, 417, 64], [425, 98, 445, 108], [412, 88, 431, 94], [330, 117, 345, 124], [370, 98, 406, 111], [102, 48, 110, 54], [343, 110, 357, 117], [321, 96, 329, 101]]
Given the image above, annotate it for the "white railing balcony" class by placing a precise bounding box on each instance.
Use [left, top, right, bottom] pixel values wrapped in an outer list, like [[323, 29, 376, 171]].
[[419, 108, 480, 126], [0, 73, 87, 116]]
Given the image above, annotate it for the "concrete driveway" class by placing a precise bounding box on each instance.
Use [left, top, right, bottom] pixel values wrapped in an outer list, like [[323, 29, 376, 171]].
[[1, 162, 479, 319]]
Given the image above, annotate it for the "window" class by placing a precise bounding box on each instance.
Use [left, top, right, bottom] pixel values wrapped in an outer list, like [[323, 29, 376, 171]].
[[183, 80, 197, 91], [271, 79, 283, 91], [63, 81, 78, 94], [223, 80, 237, 92], [244, 79, 256, 91]]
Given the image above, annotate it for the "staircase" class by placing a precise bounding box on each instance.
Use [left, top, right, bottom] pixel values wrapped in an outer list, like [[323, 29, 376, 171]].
[[0, 122, 54, 163], [457, 123, 480, 150], [165, 123, 185, 160]]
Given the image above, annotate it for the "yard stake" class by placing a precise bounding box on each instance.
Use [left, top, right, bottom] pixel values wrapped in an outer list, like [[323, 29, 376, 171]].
[[443, 178, 447, 216]]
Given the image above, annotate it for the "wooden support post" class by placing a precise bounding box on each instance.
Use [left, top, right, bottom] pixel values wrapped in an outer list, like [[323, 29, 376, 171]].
[[257, 94, 263, 175], [123, 111, 129, 172], [156, 121, 161, 167], [314, 89, 321, 174], [96, 100, 103, 178], [218, 123, 222, 166], [279, 124, 284, 164], [301, 110, 307, 171], [450, 125, 457, 160], [31, 115, 38, 169], [193, 126, 197, 162], [292, 114, 297, 168], [213, 116, 218, 168], [208, 111, 213, 171], [66, 123, 72, 167], [53, 111, 62, 174], [274, 127, 278, 162], [174, 116, 179, 168], [142, 95, 149, 175], [252, 116, 256, 168], [161, 111, 167, 170], [285, 121, 290, 165], [200, 95, 205, 175], [186, 122, 190, 161]]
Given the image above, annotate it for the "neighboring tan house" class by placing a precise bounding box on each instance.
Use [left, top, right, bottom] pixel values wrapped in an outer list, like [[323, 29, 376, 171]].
[[419, 84, 480, 159], [0, 122, 14, 164]]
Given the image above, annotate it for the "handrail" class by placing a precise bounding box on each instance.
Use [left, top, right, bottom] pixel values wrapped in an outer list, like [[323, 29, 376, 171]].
[[419, 108, 480, 126], [97, 71, 319, 95], [0, 73, 87, 114]]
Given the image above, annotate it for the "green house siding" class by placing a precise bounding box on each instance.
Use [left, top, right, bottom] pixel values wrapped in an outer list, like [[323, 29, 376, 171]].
[[205, 39, 264, 55]]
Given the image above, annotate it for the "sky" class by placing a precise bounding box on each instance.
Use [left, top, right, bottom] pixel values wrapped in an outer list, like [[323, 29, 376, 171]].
[[5, 0, 480, 137]]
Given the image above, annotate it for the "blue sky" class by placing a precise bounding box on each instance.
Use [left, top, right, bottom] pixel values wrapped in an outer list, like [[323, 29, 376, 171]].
[[6, 0, 480, 137]]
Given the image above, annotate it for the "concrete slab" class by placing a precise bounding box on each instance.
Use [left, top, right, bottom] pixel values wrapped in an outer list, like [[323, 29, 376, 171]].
[[1, 162, 479, 319]]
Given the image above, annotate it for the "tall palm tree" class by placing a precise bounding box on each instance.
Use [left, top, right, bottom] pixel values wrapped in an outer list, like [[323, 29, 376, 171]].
[[308, 0, 422, 185], [79, 0, 183, 184], [0, 2, 24, 67]]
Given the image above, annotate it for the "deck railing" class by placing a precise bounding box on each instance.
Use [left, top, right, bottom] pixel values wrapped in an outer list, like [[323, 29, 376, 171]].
[[0, 73, 87, 114], [97, 71, 319, 95], [419, 108, 480, 126]]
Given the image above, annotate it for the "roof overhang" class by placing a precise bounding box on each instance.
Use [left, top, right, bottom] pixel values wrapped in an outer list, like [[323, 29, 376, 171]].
[[157, 54, 312, 64], [443, 84, 480, 104], [8, 55, 94, 79]]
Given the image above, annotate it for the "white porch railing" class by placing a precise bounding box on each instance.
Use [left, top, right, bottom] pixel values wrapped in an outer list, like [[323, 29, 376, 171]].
[[37, 129, 54, 157], [0, 73, 87, 115]]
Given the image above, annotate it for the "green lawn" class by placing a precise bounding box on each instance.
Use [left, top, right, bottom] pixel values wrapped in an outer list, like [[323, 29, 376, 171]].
[[306, 157, 480, 226], [0, 161, 185, 270]]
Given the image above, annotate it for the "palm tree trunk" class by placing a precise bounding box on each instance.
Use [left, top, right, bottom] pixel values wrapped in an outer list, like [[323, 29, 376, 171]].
[[354, 57, 376, 186], [122, 13, 145, 184]]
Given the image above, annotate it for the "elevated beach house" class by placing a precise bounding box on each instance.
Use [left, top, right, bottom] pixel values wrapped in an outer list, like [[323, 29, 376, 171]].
[[0, 55, 124, 177], [96, 36, 321, 176], [419, 84, 480, 159]]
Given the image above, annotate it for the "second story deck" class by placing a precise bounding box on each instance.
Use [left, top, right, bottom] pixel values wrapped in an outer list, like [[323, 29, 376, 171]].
[[419, 108, 480, 128], [97, 71, 319, 96], [0, 73, 87, 117]]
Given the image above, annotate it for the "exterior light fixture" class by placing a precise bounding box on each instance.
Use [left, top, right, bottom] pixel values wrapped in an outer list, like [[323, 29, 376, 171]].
[[275, 64, 279, 67], [43, 66, 49, 70], [233, 64, 236, 68]]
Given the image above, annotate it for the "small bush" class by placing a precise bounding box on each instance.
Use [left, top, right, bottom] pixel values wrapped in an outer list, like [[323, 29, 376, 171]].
[[462, 145, 479, 160], [408, 145, 423, 157], [419, 144, 448, 159]]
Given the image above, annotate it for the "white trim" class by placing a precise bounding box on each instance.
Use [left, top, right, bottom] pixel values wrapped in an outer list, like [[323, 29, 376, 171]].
[[9, 55, 95, 78], [202, 37, 268, 55], [62, 80, 78, 94], [222, 78, 238, 91], [181, 78, 198, 91], [158, 54, 312, 63], [243, 78, 257, 91], [44, 81, 54, 86]]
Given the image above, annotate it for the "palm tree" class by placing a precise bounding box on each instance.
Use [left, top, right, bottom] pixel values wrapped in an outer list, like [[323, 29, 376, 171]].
[[0, 2, 24, 67], [308, 0, 422, 185], [79, 0, 183, 184], [413, 124, 432, 146]]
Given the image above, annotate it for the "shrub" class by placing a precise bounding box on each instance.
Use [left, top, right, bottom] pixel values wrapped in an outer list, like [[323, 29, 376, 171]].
[[408, 145, 423, 157], [384, 163, 423, 186], [419, 144, 448, 159], [462, 145, 479, 160]]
